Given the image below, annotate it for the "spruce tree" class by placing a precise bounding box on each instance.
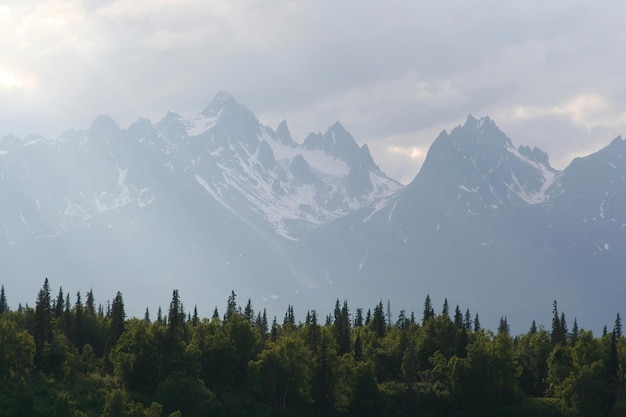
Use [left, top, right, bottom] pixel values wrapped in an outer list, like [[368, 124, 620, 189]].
[[473, 313, 481, 332], [192, 305, 199, 326], [354, 308, 363, 327], [454, 305, 463, 329], [167, 289, 184, 341], [497, 316, 509, 336], [615, 313, 622, 338], [464, 308, 472, 330], [33, 278, 53, 357], [107, 292, 125, 352], [372, 301, 386, 338], [422, 294, 434, 325], [54, 287, 64, 318], [570, 318, 579, 344], [73, 291, 84, 348], [441, 298, 449, 318], [85, 289, 96, 316], [0, 285, 8, 314], [157, 306, 163, 324], [244, 298, 254, 322], [224, 290, 237, 323], [551, 300, 565, 346]]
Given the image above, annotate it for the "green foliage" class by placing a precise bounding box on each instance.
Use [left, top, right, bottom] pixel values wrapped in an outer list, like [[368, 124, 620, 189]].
[[7, 283, 626, 417]]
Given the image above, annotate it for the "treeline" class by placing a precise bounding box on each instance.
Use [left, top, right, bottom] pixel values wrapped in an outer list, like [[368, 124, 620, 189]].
[[0, 281, 624, 417]]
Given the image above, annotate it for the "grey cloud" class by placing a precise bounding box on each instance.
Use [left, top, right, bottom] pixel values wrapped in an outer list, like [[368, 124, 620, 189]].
[[1, 0, 626, 183]]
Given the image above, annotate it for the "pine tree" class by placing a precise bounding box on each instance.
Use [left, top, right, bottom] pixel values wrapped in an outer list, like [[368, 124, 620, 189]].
[[570, 318, 579, 344], [73, 291, 84, 348], [261, 308, 268, 334], [372, 301, 386, 338], [167, 289, 184, 341], [560, 312, 568, 345], [441, 298, 449, 318], [530, 320, 537, 334], [464, 308, 472, 330], [498, 316, 510, 336], [307, 310, 320, 354], [157, 306, 163, 324], [224, 290, 238, 323], [33, 278, 53, 357], [397, 309, 409, 330], [85, 289, 96, 316], [334, 300, 351, 354], [54, 287, 64, 318], [144, 307, 151, 323], [191, 305, 199, 326], [244, 298, 254, 322], [354, 308, 363, 327], [270, 316, 278, 342], [0, 285, 7, 314], [473, 313, 481, 332], [615, 313, 622, 338], [551, 300, 565, 346], [454, 305, 463, 329], [422, 294, 434, 325], [107, 292, 125, 352]]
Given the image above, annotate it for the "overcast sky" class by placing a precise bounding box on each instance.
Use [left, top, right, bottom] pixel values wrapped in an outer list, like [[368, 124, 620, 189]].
[[1, 0, 625, 183]]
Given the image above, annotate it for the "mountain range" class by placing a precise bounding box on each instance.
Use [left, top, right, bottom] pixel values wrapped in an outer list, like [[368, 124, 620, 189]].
[[1, 93, 624, 332]]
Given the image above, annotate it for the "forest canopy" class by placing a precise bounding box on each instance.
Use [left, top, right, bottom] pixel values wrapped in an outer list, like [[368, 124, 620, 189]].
[[0, 280, 623, 417]]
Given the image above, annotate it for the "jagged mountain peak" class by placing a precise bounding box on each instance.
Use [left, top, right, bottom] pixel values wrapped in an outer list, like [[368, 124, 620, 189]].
[[302, 121, 361, 165], [88, 115, 121, 136], [410, 115, 557, 210], [200, 91, 250, 118], [275, 120, 296, 146]]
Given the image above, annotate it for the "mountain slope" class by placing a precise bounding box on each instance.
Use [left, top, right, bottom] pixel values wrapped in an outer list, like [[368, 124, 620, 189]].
[[304, 117, 626, 331]]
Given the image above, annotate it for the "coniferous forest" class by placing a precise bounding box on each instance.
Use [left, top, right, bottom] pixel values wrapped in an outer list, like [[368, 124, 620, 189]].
[[0, 280, 624, 417]]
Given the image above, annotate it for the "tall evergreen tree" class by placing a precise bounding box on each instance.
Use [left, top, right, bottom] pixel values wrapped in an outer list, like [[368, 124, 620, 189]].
[[473, 313, 481, 332], [441, 298, 449, 318], [334, 300, 351, 355], [551, 300, 565, 346], [73, 291, 84, 348], [354, 307, 364, 327], [270, 316, 278, 342], [372, 301, 386, 338], [33, 278, 53, 357], [85, 289, 96, 316], [54, 287, 64, 318], [422, 294, 434, 325], [0, 285, 8, 314], [191, 305, 199, 326], [454, 305, 463, 329], [224, 290, 238, 323], [167, 289, 185, 341], [498, 316, 510, 336], [570, 318, 579, 344], [107, 292, 125, 352], [307, 310, 320, 354], [615, 313, 622, 338], [244, 298, 254, 322], [464, 308, 472, 330]]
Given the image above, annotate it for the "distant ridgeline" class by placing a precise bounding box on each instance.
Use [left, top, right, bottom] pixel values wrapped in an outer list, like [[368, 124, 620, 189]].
[[0, 281, 623, 417]]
